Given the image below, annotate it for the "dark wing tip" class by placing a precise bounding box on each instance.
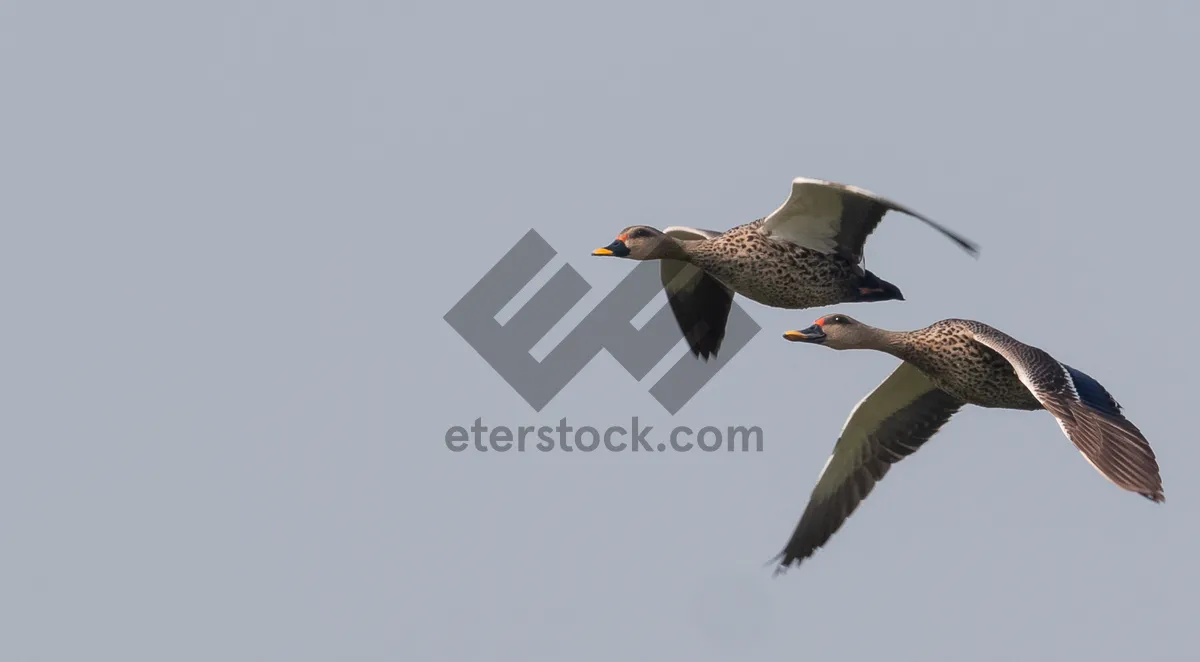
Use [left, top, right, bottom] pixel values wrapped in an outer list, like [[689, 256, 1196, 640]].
[[886, 203, 980, 258], [769, 535, 827, 576], [766, 551, 797, 577], [954, 234, 982, 258], [925, 221, 980, 258], [686, 332, 720, 360], [663, 268, 731, 361]]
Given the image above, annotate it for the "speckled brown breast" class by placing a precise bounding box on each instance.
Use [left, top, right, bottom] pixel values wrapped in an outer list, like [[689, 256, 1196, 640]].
[[899, 320, 1043, 410], [684, 219, 861, 308]]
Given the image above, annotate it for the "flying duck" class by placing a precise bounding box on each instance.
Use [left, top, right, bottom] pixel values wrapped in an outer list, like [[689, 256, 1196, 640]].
[[590, 177, 979, 359], [773, 313, 1164, 573]]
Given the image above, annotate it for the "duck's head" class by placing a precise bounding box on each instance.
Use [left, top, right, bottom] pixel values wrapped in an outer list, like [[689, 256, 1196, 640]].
[[592, 226, 672, 260], [783, 313, 869, 350]]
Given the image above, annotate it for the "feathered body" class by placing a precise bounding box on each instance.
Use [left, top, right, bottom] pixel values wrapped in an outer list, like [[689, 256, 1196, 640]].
[[591, 177, 979, 358], [889, 319, 1043, 411], [772, 313, 1164, 574], [684, 219, 881, 309]]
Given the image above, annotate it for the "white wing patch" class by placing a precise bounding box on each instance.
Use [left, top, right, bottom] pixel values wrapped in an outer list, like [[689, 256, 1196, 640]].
[[662, 226, 721, 241], [1060, 365, 1080, 400], [810, 363, 939, 501], [757, 178, 850, 253]]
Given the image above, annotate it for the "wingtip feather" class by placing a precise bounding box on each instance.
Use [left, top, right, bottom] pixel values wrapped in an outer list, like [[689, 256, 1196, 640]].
[[946, 232, 980, 257], [766, 552, 792, 577]]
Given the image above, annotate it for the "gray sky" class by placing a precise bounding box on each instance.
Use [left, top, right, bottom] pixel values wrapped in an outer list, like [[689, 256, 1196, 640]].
[[2, 1, 1198, 660]]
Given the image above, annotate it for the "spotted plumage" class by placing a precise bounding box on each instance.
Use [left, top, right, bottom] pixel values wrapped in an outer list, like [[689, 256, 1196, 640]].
[[889, 319, 1044, 411], [772, 314, 1164, 574], [684, 218, 868, 309], [591, 177, 979, 358]]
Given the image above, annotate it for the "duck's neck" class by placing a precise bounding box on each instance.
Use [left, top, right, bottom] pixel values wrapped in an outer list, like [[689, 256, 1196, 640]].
[[655, 238, 698, 262], [860, 327, 918, 361]]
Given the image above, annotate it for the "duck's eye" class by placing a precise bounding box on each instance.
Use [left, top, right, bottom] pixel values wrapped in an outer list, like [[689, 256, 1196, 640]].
[[629, 229, 650, 239], [832, 316, 848, 324]]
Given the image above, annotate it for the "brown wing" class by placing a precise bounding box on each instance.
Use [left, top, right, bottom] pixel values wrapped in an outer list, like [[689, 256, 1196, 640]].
[[968, 325, 1164, 502], [773, 363, 964, 573], [660, 227, 733, 359]]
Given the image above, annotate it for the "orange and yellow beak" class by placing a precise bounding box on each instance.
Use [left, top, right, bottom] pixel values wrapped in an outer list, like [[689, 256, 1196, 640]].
[[592, 235, 630, 257], [783, 324, 826, 343]]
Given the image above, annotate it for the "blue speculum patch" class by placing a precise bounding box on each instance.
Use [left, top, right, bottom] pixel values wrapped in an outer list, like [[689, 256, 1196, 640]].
[[1066, 365, 1122, 416]]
